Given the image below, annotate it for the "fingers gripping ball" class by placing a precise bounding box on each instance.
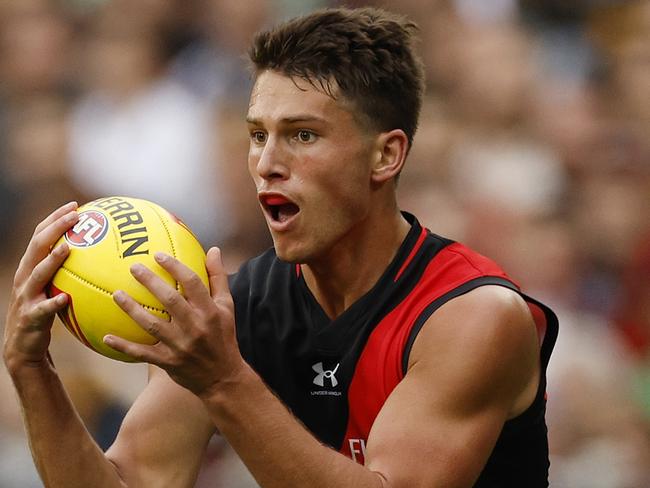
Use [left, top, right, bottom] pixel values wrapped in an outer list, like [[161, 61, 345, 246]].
[[47, 196, 208, 362]]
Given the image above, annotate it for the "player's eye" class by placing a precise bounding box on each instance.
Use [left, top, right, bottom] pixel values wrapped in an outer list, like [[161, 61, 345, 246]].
[[297, 130, 316, 143], [251, 131, 267, 144]]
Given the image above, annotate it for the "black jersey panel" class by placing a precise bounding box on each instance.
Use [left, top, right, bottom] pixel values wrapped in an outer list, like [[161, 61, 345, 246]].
[[230, 249, 351, 448]]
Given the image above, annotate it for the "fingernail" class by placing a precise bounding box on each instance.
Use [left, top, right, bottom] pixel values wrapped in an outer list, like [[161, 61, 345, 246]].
[[154, 252, 167, 263], [55, 243, 68, 255], [131, 264, 145, 275], [66, 211, 78, 222], [56, 294, 67, 305], [113, 291, 125, 303]]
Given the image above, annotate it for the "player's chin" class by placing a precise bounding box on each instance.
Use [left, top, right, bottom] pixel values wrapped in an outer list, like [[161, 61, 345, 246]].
[[271, 236, 308, 264], [272, 241, 301, 264]]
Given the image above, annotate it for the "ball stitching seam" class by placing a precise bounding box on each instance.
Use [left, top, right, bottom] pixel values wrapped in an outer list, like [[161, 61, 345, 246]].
[[59, 266, 170, 316]]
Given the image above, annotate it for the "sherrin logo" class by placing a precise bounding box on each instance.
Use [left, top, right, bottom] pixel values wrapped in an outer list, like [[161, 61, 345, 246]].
[[65, 210, 109, 247]]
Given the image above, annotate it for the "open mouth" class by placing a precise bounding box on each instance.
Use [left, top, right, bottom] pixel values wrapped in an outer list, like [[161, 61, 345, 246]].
[[261, 194, 300, 224]]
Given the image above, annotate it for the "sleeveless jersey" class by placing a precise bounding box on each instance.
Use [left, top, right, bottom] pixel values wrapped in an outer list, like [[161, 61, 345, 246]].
[[229, 213, 558, 487]]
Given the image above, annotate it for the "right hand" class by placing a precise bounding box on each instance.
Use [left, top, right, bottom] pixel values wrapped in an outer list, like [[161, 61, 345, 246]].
[[3, 201, 79, 374]]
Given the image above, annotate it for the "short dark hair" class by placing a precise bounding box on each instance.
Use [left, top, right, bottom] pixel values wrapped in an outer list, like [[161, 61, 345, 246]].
[[248, 7, 425, 148]]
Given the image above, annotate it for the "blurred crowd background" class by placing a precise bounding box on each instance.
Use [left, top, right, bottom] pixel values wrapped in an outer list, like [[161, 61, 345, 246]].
[[0, 0, 648, 486]]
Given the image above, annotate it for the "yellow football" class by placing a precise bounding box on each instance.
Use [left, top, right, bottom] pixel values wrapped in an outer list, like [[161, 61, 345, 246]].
[[48, 196, 208, 362]]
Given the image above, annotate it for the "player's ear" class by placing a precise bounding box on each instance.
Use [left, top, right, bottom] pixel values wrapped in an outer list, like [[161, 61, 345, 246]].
[[371, 129, 409, 184]]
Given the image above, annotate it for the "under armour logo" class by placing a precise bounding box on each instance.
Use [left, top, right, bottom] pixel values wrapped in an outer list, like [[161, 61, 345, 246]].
[[312, 362, 339, 388]]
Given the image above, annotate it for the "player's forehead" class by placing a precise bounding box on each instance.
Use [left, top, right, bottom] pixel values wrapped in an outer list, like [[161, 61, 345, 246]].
[[246, 70, 352, 126]]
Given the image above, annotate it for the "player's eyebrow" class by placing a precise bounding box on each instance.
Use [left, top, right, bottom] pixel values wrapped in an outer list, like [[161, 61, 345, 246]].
[[246, 114, 328, 126]]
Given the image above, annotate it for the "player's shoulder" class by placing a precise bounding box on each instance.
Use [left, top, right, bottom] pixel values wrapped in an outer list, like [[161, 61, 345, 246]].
[[407, 283, 540, 423], [412, 284, 536, 372], [449, 284, 532, 324]]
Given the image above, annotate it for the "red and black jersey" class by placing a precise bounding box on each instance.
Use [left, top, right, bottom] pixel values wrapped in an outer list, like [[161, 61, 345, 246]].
[[229, 213, 558, 487]]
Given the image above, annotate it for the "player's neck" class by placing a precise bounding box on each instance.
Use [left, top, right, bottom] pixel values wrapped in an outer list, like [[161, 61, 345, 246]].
[[301, 208, 410, 320]]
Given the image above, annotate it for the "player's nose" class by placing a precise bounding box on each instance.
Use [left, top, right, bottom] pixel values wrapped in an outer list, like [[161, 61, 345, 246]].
[[255, 136, 290, 181]]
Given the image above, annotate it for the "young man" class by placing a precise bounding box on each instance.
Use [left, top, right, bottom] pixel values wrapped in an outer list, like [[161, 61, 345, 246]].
[[3, 7, 557, 488]]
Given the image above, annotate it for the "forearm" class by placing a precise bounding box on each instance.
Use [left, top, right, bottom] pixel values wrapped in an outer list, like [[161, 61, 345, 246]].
[[202, 364, 387, 488], [8, 360, 126, 488]]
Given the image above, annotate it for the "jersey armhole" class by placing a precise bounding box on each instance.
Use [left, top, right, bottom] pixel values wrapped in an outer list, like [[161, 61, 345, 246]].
[[401, 276, 521, 375]]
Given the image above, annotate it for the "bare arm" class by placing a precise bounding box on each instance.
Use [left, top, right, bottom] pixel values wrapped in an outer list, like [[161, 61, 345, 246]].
[[106, 249, 540, 487], [106, 366, 216, 488], [8, 357, 128, 488], [3, 203, 215, 488], [8, 363, 215, 488], [364, 285, 540, 487]]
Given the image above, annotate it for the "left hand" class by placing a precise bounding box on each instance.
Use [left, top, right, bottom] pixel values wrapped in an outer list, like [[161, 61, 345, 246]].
[[104, 247, 245, 398]]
